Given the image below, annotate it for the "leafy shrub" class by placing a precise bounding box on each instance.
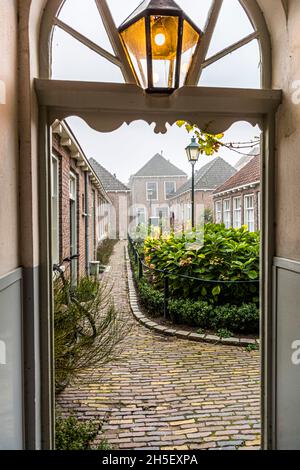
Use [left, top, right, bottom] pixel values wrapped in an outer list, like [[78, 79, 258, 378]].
[[55, 414, 110, 450], [138, 278, 164, 317], [97, 238, 117, 266], [129, 254, 259, 334], [168, 298, 259, 334], [143, 223, 260, 305], [54, 276, 128, 393]]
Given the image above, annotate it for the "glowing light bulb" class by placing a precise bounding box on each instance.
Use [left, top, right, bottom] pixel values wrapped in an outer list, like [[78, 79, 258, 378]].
[[153, 72, 160, 85], [154, 33, 166, 46]]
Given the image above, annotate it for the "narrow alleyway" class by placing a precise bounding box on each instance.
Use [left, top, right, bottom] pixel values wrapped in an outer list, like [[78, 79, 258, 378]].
[[57, 241, 260, 450]]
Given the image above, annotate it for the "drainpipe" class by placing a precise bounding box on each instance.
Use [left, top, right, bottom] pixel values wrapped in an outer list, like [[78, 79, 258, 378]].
[[85, 171, 90, 276]]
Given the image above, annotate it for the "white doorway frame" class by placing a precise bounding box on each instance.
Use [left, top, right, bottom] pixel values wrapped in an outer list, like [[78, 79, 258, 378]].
[[34, 0, 281, 450]]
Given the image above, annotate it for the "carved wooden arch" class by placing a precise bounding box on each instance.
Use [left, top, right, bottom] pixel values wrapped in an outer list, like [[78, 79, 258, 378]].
[[35, 79, 281, 135]]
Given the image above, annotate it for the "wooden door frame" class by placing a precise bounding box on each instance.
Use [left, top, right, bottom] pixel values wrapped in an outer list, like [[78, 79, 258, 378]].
[[36, 80, 281, 449]]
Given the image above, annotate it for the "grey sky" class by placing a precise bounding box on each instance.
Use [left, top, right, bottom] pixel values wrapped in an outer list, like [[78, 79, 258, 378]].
[[52, 0, 261, 184]]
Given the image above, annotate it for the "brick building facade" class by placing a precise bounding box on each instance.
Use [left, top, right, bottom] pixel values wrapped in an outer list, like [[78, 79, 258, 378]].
[[51, 120, 111, 280], [168, 157, 236, 227], [129, 153, 187, 226], [213, 153, 261, 232], [90, 158, 131, 240]]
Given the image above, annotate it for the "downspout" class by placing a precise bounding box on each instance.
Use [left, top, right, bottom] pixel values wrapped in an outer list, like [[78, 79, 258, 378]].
[[85, 171, 90, 276]]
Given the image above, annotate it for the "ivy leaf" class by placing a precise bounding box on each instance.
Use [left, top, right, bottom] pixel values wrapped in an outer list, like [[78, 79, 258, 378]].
[[185, 124, 194, 133], [212, 285, 221, 296], [248, 270, 259, 280]]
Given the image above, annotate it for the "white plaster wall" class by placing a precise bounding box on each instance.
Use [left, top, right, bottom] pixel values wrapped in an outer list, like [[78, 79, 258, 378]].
[[258, 0, 300, 261], [0, 0, 19, 277]]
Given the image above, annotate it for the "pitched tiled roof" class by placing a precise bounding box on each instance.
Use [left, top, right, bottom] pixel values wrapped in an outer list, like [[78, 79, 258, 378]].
[[90, 158, 130, 192], [133, 153, 187, 177], [214, 153, 260, 195], [169, 157, 236, 199]]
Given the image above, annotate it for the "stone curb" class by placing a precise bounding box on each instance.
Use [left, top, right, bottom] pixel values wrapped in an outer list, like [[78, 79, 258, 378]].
[[125, 248, 259, 348]]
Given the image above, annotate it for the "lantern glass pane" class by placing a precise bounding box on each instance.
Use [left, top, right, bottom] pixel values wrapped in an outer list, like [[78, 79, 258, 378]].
[[180, 20, 200, 86], [121, 17, 147, 88], [150, 15, 179, 89]]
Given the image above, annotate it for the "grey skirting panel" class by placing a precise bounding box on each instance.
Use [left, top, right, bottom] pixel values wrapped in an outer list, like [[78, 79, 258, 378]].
[[0, 267, 23, 449], [273, 257, 300, 450], [0, 268, 22, 293]]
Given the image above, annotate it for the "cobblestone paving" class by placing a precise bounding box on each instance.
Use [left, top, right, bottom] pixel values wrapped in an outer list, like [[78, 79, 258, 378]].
[[57, 241, 261, 450]]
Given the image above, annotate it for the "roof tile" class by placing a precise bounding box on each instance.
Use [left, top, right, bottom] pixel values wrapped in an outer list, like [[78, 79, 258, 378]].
[[170, 157, 236, 198], [133, 153, 187, 177], [214, 153, 260, 194], [90, 158, 130, 192]]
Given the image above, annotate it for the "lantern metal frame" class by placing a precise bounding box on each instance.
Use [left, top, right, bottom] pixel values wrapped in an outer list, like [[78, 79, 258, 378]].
[[118, 0, 202, 94]]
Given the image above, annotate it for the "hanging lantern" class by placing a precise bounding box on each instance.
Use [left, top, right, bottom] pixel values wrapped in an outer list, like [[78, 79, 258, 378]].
[[118, 0, 202, 93]]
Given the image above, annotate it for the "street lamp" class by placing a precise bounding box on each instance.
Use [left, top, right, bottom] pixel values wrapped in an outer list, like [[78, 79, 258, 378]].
[[185, 136, 200, 229], [118, 0, 202, 93]]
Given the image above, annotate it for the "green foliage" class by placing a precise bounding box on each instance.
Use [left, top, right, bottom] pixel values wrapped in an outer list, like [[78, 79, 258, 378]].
[[54, 276, 128, 393], [204, 208, 213, 224], [246, 343, 259, 352], [177, 121, 224, 156], [217, 328, 233, 339], [168, 299, 259, 334], [97, 238, 117, 266], [138, 278, 164, 317], [55, 414, 110, 450], [143, 223, 260, 305], [129, 253, 259, 334]]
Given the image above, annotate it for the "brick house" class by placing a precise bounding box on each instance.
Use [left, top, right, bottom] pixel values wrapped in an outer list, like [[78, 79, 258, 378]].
[[51, 120, 111, 281], [129, 153, 187, 225], [168, 157, 236, 226], [90, 158, 131, 240], [213, 153, 261, 232]]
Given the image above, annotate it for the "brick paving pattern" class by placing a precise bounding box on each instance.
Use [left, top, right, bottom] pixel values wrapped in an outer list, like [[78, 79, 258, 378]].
[[57, 241, 261, 450]]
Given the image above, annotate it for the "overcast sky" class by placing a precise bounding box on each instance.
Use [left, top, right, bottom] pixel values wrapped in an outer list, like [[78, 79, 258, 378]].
[[52, 0, 261, 184]]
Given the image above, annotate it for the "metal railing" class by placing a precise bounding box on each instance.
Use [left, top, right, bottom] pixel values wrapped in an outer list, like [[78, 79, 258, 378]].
[[128, 234, 260, 319]]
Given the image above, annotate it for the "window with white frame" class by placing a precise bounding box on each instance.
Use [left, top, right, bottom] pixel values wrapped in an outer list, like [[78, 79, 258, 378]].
[[215, 201, 222, 224], [92, 190, 96, 259], [223, 199, 231, 229], [146, 182, 158, 201], [51, 155, 59, 264], [233, 197, 242, 229], [244, 195, 255, 232], [164, 181, 176, 199], [257, 192, 261, 230], [156, 207, 169, 219], [97, 197, 107, 241], [136, 207, 146, 225]]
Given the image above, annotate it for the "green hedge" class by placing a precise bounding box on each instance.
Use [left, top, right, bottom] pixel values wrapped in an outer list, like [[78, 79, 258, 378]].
[[129, 256, 258, 334], [138, 278, 164, 317], [168, 299, 259, 334], [129, 243, 259, 334], [143, 223, 260, 305], [55, 415, 110, 450]]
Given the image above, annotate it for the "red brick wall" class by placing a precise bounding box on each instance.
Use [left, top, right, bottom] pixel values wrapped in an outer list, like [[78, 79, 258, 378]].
[[52, 134, 103, 279], [169, 190, 214, 225], [130, 176, 188, 217]]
